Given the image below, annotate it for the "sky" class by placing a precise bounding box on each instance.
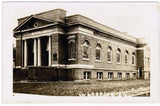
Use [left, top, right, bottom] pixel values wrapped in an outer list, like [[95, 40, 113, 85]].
[[2, 2, 159, 46]]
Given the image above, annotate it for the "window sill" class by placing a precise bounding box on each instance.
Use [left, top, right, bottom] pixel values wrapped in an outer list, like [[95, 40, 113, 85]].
[[82, 58, 90, 61], [97, 79, 103, 80], [95, 60, 102, 62], [116, 62, 121, 64], [107, 61, 112, 64], [108, 78, 113, 80], [68, 58, 76, 61], [132, 64, 136, 66], [125, 63, 129, 66], [83, 79, 91, 80]]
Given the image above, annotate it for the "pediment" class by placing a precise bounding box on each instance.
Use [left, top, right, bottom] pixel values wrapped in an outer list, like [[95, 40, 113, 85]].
[[14, 15, 54, 32]]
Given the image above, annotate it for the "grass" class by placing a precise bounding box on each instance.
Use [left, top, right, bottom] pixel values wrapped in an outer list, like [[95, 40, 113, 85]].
[[13, 79, 150, 96]]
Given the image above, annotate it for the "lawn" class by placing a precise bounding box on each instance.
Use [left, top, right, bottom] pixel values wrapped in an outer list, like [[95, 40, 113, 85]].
[[13, 79, 150, 96]]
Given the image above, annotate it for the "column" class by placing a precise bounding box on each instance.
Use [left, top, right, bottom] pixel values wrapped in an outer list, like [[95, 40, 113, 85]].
[[24, 40, 28, 67], [48, 36, 51, 66], [86, 72, 88, 79], [21, 40, 24, 67], [34, 38, 37, 66], [38, 37, 41, 66]]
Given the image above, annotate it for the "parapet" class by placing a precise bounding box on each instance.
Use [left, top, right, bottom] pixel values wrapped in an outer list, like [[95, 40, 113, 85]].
[[137, 38, 148, 47]]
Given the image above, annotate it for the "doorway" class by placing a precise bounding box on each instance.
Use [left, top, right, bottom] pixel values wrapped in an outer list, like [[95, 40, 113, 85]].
[[41, 36, 49, 66], [139, 67, 143, 78]]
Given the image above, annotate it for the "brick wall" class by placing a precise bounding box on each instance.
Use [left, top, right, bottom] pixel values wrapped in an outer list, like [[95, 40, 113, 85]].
[[75, 33, 137, 71], [137, 50, 144, 69], [51, 34, 59, 64], [15, 40, 22, 67], [58, 34, 68, 64]]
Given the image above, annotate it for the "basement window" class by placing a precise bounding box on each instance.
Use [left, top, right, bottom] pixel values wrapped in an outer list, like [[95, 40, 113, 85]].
[[126, 73, 130, 79], [97, 72, 103, 80], [84, 72, 91, 80], [108, 72, 113, 79], [117, 73, 122, 79], [133, 73, 136, 79]]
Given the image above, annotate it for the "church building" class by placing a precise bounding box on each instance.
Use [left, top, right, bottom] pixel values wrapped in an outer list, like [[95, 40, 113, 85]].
[[13, 9, 150, 81]]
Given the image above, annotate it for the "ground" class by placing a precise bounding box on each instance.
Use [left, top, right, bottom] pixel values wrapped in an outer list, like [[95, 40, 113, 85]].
[[13, 79, 150, 96]]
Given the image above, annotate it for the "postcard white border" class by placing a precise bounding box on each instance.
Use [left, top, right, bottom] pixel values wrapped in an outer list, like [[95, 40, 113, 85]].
[[1, 1, 160, 103]]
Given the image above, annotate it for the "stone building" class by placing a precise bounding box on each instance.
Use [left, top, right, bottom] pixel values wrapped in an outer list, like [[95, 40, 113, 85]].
[[13, 9, 150, 81]]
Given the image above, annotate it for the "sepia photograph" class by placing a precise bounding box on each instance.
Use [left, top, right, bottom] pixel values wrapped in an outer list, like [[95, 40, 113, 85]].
[[2, 1, 160, 103]]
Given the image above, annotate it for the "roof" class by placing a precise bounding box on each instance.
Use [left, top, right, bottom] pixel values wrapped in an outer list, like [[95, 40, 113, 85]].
[[66, 14, 137, 44], [17, 9, 66, 25], [14, 15, 54, 32], [14, 9, 140, 44]]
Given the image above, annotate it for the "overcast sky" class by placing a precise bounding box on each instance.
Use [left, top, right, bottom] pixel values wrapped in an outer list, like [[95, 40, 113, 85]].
[[2, 2, 159, 46]]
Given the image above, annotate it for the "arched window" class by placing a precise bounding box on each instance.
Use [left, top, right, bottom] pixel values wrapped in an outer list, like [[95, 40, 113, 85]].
[[68, 41, 76, 59], [82, 40, 90, 59], [132, 52, 136, 65], [96, 44, 101, 60], [107, 46, 112, 63], [116, 48, 121, 63], [125, 50, 129, 64]]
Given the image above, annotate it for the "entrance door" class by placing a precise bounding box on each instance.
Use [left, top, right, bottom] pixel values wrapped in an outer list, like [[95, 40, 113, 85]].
[[139, 67, 143, 78], [27, 39, 34, 66], [41, 37, 49, 66]]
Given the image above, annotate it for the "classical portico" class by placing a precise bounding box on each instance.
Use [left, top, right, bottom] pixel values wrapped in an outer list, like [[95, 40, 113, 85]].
[[23, 36, 52, 67]]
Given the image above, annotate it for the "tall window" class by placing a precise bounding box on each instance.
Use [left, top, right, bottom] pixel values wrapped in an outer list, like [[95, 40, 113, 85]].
[[132, 52, 135, 65], [125, 50, 129, 64], [68, 41, 76, 59], [107, 46, 112, 63], [67, 35, 76, 60], [84, 72, 91, 80], [116, 48, 121, 63], [97, 72, 103, 80], [96, 44, 101, 60], [82, 40, 90, 59]]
